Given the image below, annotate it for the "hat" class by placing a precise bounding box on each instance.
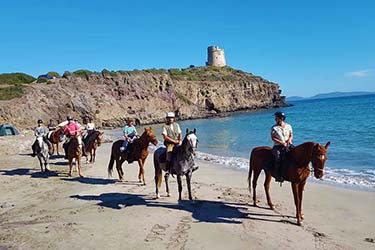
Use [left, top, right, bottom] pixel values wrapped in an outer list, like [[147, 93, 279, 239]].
[[274, 111, 286, 119], [166, 112, 175, 118], [37, 119, 43, 124], [66, 115, 73, 121]]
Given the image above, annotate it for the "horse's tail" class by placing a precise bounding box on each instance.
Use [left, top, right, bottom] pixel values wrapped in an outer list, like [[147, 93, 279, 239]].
[[108, 152, 115, 178], [248, 149, 254, 195], [153, 149, 163, 188]]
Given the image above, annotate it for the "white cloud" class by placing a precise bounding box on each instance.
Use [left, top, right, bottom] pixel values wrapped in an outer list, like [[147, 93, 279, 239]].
[[345, 69, 373, 78]]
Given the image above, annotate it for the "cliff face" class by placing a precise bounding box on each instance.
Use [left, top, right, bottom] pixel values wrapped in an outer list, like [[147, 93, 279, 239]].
[[0, 67, 286, 129]]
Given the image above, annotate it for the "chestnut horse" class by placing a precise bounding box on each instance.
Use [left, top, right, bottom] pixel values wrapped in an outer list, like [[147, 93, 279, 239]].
[[248, 141, 330, 225], [67, 132, 84, 177], [48, 127, 64, 155], [108, 127, 158, 184], [83, 130, 104, 163]]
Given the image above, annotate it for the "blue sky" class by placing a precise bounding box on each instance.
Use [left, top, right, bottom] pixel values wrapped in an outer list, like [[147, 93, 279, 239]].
[[0, 0, 374, 97]]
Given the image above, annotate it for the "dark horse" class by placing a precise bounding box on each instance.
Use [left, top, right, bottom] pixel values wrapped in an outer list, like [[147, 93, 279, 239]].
[[248, 141, 330, 225], [48, 127, 64, 155], [153, 129, 198, 200], [108, 127, 158, 185], [83, 130, 103, 163], [67, 132, 84, 177]]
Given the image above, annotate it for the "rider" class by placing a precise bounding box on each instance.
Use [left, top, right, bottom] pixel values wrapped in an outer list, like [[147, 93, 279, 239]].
[[47, 119, 56, 131], [162, 112, 182, 172], [271, 111, 293, 182], [63, 115, 87, 159], [120, 118, 138, 153], [31, 119, 53, 156], [83, 117, 96, 140]]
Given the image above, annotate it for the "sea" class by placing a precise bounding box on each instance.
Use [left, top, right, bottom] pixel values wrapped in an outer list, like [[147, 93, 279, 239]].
[[110, 94, 375, 191]]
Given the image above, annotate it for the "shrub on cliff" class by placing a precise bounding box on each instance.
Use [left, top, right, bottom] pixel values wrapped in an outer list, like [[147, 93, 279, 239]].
[[47, 71, 61, 78], [73, 69, 93, 80], [0, 85, 24, 100], [0, 73, 35, 85]]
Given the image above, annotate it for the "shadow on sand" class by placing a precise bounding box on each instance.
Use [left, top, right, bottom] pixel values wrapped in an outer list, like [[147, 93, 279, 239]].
[[70, 192, 295, 224]]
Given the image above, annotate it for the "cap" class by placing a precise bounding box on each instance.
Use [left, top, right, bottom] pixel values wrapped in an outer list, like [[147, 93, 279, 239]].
[[166, 112, 175, 118]]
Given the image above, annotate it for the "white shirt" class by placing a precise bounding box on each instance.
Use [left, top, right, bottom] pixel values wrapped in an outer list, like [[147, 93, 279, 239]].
[[271, 123, 293, 145]]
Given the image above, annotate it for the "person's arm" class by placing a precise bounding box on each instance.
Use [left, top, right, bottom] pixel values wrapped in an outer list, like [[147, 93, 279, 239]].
[[271, 130, 287, 147], [163, 134, 180, 145], [287, 130, 293, 145]]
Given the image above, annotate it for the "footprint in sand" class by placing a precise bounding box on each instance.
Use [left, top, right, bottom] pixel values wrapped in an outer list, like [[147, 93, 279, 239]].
[[144, 224, 170, 242], [167, 216, 192, 249]]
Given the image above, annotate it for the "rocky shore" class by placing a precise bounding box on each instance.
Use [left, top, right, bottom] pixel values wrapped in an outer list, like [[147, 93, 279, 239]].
[[0, 67, 287, 129]]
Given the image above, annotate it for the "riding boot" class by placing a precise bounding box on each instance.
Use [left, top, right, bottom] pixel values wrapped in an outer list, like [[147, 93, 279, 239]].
[[44, 137, 53, 155], [82, 143, 87, 157], [274, 161, 284, 182]]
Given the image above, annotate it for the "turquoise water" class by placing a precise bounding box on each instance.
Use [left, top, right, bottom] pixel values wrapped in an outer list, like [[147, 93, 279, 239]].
[[110, 94, 375, 190], [175, 94, 375, 190]]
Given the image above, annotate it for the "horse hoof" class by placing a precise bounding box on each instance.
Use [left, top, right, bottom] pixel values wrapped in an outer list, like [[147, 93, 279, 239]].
[[167, 193, 171, 197], [79, 175, 84, 178], [156, 194, 160, 199]]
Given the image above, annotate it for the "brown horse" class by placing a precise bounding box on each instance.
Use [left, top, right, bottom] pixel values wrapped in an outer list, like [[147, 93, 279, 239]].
[[248, 141, 330, 225], [83, 130, 104, 163], [48, 127, 64, 155], [68, 132, 84, 177], [108, 127, 158, 184]]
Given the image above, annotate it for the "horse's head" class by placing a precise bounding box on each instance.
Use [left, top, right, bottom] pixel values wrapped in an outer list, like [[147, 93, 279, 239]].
[[185, 128, 198, 155], [36, 136, 44, 148], [311, 141, 330, 179], [95, 131, 104, 146], [144, 127, 158, 146]]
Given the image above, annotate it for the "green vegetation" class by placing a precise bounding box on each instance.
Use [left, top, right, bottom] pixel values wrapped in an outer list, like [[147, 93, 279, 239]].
[[47, 71, 61, 78], [101, 69, 118, 77], [144, 68, 167, 74], [36, 77, 48, 83], [0, 85, 24, 100], [0, 73, 35, 85], [175, 92, 192, 105], [73, 69, 94, 80]]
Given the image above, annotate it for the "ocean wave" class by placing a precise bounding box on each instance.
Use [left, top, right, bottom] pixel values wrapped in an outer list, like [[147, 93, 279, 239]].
[[195, 151, 375, 191]]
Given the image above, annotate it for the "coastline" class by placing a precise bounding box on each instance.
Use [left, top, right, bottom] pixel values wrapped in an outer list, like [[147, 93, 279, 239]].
[[0, 140, 374, 249]]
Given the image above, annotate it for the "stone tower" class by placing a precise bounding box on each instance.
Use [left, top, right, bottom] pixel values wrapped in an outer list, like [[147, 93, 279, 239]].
[[206, 45, 226, 67]]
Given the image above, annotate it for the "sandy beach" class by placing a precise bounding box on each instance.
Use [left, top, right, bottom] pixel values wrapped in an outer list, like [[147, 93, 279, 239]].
[[0, 136, 374, 250]]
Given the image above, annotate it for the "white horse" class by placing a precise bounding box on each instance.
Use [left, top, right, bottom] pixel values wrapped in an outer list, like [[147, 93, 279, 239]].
[[35, 136, 50, 172]]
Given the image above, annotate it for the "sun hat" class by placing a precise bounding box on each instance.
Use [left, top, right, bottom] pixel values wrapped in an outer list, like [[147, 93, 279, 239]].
[[166, 112, 175, 118]]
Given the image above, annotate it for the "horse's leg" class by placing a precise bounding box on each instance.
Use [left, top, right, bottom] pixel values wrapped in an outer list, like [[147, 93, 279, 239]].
[[37, 155, 44, 172], [298, 180, 307, 222], [115, 159, 122, 181], [68, 159, 73, 176], [154, 166, 162, 198], [164, 173, 171, 197], [291, 182, 301, 225], [92, 147, 96, 163], [177, 175, 183, 201], [138, 159, 146, 185], [56, 143, 60, 155], [77, 156, 84, 178], [252, 168, 262, 206], [45, 152, 50, 171], [186, 171, 193, 200], [137, 159, 143, 183], [264, 173, 274, 209]]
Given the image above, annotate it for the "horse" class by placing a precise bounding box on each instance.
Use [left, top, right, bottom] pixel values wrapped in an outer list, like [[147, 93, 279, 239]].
[[67, 132, 84, 177], [108, 127, 158, 185], [48, 127, 64, 155], [153, 128, 198, 200], [35, 136, 50, 172], [83, 130, 104, 163], [247, 141, 330, 225]]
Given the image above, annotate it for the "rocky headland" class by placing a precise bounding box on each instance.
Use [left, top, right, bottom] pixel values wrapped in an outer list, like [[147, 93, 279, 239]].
[[0, 66, 287, 129]]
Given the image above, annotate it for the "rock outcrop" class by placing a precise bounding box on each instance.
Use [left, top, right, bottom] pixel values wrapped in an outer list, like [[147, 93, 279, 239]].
[[0, 67, 287, 129]]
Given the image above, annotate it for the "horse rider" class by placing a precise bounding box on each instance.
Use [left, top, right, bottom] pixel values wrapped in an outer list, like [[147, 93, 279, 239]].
[[31, 119, 53, 156], [83, 117, 96, 140], [120, 117, 138, 154], [63, 115, 87, 159], [271, 111, 293, 182], [162, 112, 182, 173], [47, 119, 56, 131]]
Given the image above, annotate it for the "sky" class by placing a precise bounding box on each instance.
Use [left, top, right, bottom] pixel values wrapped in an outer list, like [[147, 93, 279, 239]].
[[0, 0, 374, 97]]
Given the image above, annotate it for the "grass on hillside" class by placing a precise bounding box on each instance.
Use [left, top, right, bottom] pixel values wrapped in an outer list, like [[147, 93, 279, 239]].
[[0, 73, 35, 85], [0, 85, 24, 100]]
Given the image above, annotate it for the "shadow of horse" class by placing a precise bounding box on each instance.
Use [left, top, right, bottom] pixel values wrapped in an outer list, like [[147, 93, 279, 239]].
[[71, 192, 254, 224], [0, 168, 59, 178], [61, 177, 116, 185]]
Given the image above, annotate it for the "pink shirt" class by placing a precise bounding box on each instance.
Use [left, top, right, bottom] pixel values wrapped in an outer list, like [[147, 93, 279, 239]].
[[64, 122, 80, 136]]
